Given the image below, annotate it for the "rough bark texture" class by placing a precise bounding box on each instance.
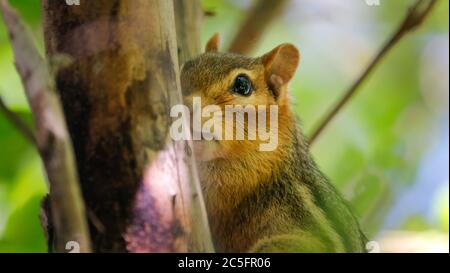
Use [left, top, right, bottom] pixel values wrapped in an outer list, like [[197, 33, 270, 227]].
[[1, 0, 91, 252], [41, 0, 212, 252]]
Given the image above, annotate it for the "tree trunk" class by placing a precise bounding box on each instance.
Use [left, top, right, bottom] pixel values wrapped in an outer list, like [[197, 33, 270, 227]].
[[41, 0, 212, 252]]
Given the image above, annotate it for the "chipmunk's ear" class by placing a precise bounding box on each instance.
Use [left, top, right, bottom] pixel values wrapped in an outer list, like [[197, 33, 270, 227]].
[[205, 33, 220, 52], [261, 44, 299, 100]]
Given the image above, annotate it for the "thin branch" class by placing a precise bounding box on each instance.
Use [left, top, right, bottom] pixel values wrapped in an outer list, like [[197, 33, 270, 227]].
[[0, 94, 37, 146], [228, 0, 289, 55], [308, 0, 439, 145], [173, 0, 215, 252], [0, 0, 91, 252]]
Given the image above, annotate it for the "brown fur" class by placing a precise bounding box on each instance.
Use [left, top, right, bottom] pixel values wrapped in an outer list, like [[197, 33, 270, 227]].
[[180, 37, 367, 252]]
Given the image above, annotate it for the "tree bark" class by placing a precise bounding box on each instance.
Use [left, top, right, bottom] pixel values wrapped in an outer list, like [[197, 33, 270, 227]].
[[41, 0, 212, 252], [173, 0, 214, 252], [1, 0, 91, 252], [174, 0, 203, 65]]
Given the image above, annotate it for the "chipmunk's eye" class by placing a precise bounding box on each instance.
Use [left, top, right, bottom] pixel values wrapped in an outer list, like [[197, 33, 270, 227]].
[[231, 74, 253, 96]]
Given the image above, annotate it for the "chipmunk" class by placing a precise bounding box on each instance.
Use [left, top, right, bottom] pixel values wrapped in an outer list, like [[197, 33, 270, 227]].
[[180, 34, 367, 253]]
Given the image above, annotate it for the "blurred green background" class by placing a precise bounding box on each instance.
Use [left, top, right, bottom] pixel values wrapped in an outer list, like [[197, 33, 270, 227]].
[[0, 0, 448, 252]]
